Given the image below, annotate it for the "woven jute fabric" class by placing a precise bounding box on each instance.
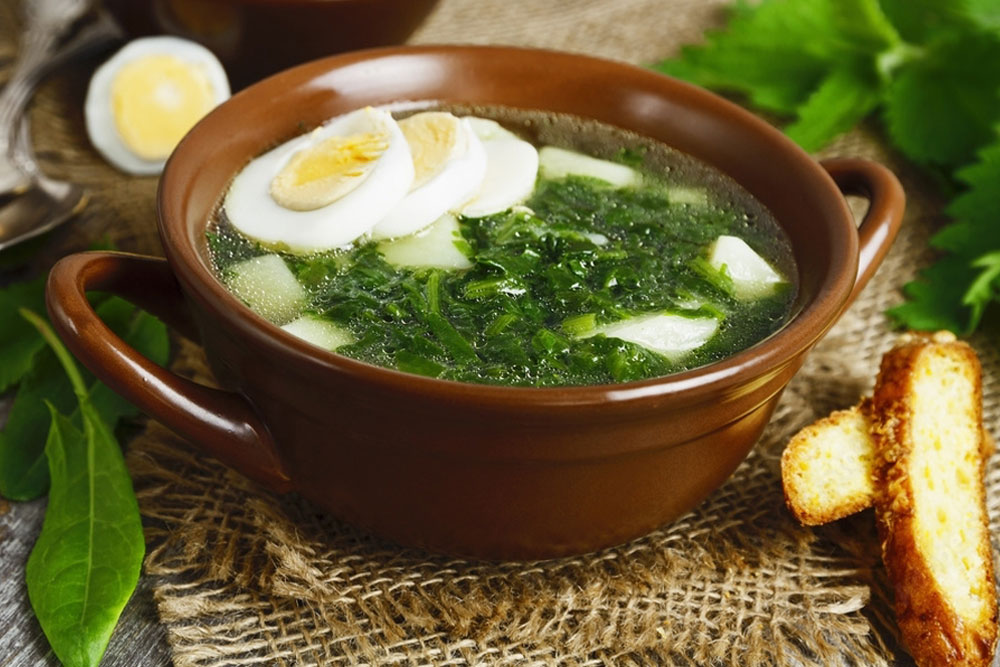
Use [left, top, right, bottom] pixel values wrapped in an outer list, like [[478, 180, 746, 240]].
[[5, 0, 999, 664]]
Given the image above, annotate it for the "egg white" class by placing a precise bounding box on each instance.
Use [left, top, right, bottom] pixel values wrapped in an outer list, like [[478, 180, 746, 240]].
[[371, 118, 487, 240], [224, 107, 415, 253], [85, 36, 230, 175], [583, 313, 719, 360], [462, 120, 539, 218]]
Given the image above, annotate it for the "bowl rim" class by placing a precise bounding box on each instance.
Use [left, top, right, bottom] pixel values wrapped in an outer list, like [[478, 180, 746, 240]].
[[158, 44, 857, 411]]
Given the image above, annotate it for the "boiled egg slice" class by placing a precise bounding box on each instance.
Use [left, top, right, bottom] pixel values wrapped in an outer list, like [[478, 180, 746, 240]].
[[461, 118, 539, 218], [224, 107, 414, 253], [371, 112, 487, 239], [85, 36, 230, 175]]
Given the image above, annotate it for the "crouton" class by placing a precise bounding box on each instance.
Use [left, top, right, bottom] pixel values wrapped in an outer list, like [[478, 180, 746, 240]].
[[782, 399, 875, 525], [781, 405, 993, 528], [872, 332, 997, 667]]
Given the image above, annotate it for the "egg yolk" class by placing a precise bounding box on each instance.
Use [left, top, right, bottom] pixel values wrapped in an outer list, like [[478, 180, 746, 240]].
[[399, 112, 466, 189], [111, 54, 215, 161], [270, 132, 389, 211]]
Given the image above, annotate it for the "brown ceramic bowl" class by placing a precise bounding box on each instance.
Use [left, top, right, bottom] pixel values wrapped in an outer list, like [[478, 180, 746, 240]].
[[101, 0, 440, 86], [47, 46, 904, 560]]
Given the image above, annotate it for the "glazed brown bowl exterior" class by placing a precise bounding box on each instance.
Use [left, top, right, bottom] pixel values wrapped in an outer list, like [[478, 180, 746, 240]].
[[101, 0, 440, 86], [47, 46, 904, 559]]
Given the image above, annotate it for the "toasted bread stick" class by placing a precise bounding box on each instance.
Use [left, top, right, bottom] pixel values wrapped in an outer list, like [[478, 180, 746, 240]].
[[872, 332, 997, 667], [782, 402, 993, 526], [782, 399, 876, 525]]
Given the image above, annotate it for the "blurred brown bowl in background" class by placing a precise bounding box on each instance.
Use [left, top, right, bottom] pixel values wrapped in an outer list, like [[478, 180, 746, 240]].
[[102, 0, 440, 87]]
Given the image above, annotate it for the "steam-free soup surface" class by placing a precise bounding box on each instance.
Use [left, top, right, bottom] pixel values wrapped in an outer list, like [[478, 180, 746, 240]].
[[208, 107, 797, 386]]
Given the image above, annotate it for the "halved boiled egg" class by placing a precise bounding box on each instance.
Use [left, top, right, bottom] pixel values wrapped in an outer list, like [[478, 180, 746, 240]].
[[461, 118, 539, 218], [371, 112, 487, 239], [224, 107, 414, 253], [85, 36, 230, 175]]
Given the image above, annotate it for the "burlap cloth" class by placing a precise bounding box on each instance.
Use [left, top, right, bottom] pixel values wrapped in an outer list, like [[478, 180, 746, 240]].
[[4, 0, 998, 664]]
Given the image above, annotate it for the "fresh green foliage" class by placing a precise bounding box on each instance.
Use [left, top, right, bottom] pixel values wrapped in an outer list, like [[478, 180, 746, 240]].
[[888, 136, 1000, 331], [20, 309, 145, 667], [0, 295, 168, 500], [883, 31, 1000, 169], [655, 0, 1000, 333], [0, 350, 77, 501], [0, 276, 47, 392], [656, 0, 899, 149], [212, 174, 795, 386]]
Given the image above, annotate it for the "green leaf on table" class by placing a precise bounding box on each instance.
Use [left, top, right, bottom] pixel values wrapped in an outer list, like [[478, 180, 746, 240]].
[[0, 297, 168, 501], [653, 0, 899, 147], [965, 0, 1000, 34], [21, 309, 144, 667], [889, 134, 1000, 332], [879, 0, 991, 42], [887, 254, 977, 333], [784, 65, 882, 151], [963, 251, 1000, 331], [0, 351, 78, 501], [0, 275, 47, 392], [86, 299, 170, 427], [654, 0, 838, 114], [883, 31, 1000, 168], [938, 135, 1000, 253]]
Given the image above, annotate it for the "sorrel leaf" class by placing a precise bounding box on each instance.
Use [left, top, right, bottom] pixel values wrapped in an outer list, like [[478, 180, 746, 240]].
[[0, 275, 47, 392], [21, 309, 145, 667], [0, 297, 168, 500]]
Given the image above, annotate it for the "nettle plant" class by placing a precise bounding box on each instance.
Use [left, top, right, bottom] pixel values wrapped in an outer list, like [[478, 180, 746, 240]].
[[655, 0, 1000, 334]]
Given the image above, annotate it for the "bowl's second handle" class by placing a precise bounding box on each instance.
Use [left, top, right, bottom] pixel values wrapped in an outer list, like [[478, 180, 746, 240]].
[[46, 251, 293, 493], [820, 158, 906, 305]]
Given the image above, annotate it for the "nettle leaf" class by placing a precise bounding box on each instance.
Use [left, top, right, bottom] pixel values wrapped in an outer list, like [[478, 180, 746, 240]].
[[888, 254, 978, 333], [827, 0, 901, 54], [880, 0, 982, 42], [785, 64, 883, 151], [883, 31, 1000, 168], [656, 0, 897, 135], [942, 135, 1000, 245], [964, 0, 1000, 34], [658, 43, 828, 115], [21, 310, 144, 667], [964, 251, 1000, 331], [891, 135, 1000, 332], [654, 0, 848, 114]]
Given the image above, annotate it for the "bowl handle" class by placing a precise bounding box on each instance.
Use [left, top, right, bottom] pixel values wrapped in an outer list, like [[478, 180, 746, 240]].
[[46, 251, 293, 493], [820, 158, 906, 305]]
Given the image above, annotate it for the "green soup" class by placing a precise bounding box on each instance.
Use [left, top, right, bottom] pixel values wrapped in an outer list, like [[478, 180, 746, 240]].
[[208, 107, 797, 387]]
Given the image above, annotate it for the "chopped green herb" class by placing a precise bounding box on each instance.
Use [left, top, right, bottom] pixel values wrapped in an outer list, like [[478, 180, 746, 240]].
[[210, 171, 795, 386]]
